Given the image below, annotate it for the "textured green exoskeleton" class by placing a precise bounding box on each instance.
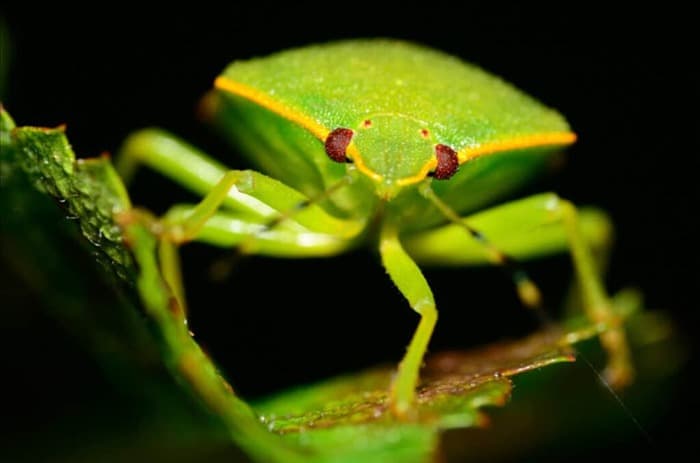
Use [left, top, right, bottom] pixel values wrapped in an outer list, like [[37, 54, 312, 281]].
[[117, 39, 631, 417]]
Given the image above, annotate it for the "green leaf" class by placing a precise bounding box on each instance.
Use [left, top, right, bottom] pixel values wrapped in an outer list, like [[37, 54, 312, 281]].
[[10, 123, 133, 276], [0, 107, 147, 356], [1, 107, 226, 461], [251, 332, 574, 463]]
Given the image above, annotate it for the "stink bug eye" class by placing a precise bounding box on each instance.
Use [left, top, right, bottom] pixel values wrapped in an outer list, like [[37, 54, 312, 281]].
[[431, 144, 459, 179], [325, 128, 354, 163]]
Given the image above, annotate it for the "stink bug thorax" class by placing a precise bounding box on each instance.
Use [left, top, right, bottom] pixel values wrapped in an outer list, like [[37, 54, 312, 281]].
[[325, 128, 354, 163], [432, 144, 459, 180]]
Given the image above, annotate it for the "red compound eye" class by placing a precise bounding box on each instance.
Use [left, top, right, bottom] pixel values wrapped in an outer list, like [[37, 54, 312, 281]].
[[325, 128, 354, 163], [432, 144, 459, 179]]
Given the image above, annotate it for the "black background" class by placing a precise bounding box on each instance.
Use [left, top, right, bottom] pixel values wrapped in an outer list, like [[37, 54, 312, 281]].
[[2, 4, 698, 462]]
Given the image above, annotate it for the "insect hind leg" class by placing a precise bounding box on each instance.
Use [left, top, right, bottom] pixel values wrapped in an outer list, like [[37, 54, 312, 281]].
[[410, 188, 633, 388]]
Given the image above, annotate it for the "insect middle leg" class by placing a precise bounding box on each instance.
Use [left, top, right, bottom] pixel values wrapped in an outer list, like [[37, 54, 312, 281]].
[[404, 192, 633, 388]]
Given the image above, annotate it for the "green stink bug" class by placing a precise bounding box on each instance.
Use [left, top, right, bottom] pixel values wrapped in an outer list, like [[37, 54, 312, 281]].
[[117, 39, 631, 417]]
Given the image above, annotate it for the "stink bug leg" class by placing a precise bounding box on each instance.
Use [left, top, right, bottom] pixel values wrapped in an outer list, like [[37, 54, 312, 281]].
[[404, 192, 633, 387]]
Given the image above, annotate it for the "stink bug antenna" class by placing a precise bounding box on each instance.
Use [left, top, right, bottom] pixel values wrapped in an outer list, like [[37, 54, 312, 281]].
[[418, 182, 548, 316], [256, 175, 354, 232]]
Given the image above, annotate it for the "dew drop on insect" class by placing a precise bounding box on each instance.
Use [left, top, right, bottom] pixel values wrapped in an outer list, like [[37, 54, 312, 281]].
[[433, 144, 459, 179], [325, 128, 354, 163], [545, 195, 560, 211]]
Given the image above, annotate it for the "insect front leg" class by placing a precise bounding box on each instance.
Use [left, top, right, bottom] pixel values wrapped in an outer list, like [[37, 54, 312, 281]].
[[116, 129, 364, 310], [380, 221, 437, 418], [117, 128, 363, 237], [118, 170, 241, 312], [404, 193, 633, 388]]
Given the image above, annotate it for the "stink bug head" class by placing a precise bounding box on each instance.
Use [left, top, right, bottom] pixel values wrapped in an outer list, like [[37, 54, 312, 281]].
[[326, 114, 458, 200]]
